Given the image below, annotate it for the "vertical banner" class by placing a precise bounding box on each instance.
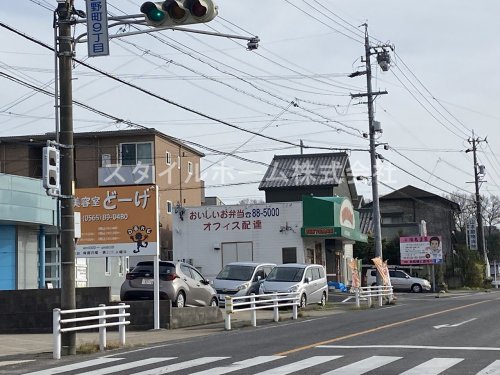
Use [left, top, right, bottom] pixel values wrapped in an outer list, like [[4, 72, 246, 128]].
[[74, 185, 158, 257], [371, 256, 391, 286], [348, 258, 361, 288]]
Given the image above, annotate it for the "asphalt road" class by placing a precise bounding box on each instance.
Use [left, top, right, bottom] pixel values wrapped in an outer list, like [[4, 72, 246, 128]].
[[7, 290, 500, 374]]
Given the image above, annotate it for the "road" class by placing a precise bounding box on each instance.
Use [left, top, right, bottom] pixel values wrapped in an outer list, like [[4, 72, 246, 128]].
[[6, 290, 500, 374]]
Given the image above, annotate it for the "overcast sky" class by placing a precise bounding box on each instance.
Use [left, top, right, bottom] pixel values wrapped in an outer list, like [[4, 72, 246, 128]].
[[1, 0, 499, 204]]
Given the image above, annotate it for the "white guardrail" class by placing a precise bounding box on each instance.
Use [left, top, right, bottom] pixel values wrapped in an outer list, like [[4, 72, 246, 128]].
[[354, 286, 394, 308], [224, 292, 299, 330], [52, 303, 130, 359]]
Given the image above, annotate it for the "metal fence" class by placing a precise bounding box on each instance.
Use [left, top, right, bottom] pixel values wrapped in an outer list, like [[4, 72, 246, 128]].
[[224, 292, 299, 330], [354, 286, 394, 308], [52, 303, 130, 359]]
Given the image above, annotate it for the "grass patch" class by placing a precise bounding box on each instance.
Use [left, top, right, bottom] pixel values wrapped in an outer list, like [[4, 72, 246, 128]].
[[76, 341, 122, 354]]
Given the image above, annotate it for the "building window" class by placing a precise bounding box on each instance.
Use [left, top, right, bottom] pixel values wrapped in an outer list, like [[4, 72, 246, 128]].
[[282, 247, 297, 263], [105, 257, 110, 276], [188, 161, 193, 175], [120, 142, 152, 165], [177, 155, 181, 169], [166, 151, 172, 165], [167, 200, 173, 214]]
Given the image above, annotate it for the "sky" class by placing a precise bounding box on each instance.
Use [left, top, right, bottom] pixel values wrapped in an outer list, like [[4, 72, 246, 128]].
[[1, 0, 500, 205]]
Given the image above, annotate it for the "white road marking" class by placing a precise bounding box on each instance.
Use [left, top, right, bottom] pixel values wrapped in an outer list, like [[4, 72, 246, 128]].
[[433, 318, 477, 329], [23, 358, 123, 375], [321, 355, 402, 374], [400, 357, 464, 374], [477, 360, 500, 374], [189, 356, 283, 375], [253, 356, 342, 375], [130, 357, 229, 374], [78, 358, 174, 375]]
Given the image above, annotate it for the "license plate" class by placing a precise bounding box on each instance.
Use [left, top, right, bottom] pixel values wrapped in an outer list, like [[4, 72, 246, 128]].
[[141, 279, 154, 285]]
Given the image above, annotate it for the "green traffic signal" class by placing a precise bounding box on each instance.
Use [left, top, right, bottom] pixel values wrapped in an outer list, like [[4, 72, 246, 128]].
[[140, 2, 166, 23]]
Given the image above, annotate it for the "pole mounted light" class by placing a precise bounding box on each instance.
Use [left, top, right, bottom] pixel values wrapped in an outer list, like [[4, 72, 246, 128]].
[[349, 24, 392, 287]]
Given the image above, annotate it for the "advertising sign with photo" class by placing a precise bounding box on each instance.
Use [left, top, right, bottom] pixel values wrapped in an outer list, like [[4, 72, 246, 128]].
[[400, 235, 443, 265], [74, 185, 158, 258]]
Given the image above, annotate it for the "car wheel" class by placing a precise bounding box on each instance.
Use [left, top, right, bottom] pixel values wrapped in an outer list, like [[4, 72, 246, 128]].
[[318, 292, 327, 307], [300, 294, 307, 309], [411, 284, 423, 293], [210, 297, 218, 307], [175, 291, 185, 308]]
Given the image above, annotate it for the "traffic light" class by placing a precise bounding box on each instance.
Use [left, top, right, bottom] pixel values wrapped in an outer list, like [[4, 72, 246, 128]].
[[140, 0, 218, 27], [42, 146, 60, 193]]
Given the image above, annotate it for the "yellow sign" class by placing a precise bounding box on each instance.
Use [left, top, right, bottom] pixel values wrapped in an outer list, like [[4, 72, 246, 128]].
[[74, 185, 158, 258]]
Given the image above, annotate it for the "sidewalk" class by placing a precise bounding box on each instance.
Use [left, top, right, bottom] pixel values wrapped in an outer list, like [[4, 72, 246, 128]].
[[0, 304, 346, 360]]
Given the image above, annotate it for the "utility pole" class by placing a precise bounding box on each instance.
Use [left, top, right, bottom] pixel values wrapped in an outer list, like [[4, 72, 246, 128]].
[[350, 24, 391, 286], [56, 0, 76, 355], [467, 132, 488, 278]]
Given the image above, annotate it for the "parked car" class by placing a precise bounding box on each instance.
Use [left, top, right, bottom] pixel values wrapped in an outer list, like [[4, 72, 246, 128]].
[[259, 263, 328, 308], [120, 261, 218, 307], [213, 262, 276, 306], [366, 268, 431, 293]]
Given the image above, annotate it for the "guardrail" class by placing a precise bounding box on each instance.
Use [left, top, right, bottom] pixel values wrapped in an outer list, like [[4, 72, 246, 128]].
[[354, 286, 393, 308], [52, 303, 130, 359], [224, 292, 299, 330]]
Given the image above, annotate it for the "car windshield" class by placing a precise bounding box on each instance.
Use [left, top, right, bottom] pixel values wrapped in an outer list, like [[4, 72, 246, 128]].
[[266, 267, 304, 282], [216, 265, 255, 281]]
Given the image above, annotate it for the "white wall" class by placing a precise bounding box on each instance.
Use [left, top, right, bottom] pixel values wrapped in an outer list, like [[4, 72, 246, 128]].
[[86, 256, 127, 298], [173, 202, 305, 278], [17, 226, 39, 289]]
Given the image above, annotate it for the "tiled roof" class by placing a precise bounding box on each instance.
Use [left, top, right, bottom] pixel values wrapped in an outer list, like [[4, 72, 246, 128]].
[[258, 152, 348, 190], [379, 185, 460, 211], [358, 208, 373, 235]]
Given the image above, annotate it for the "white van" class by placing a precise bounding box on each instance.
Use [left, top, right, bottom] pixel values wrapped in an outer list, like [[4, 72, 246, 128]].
[[213, 262, 276, 306], [259, 263, 328, 308], [366, 268, 431, 293]]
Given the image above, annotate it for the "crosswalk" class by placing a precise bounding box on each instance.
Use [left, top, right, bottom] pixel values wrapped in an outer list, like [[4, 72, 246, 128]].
[[21, 355, 500, 375]]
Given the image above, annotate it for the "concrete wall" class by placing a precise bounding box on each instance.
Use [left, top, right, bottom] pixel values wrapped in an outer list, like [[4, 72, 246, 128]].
[[0, 287, 111, 333], [0, 288, 223, 333]]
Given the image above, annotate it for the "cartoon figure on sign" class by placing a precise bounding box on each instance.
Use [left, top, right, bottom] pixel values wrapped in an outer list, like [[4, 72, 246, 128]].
[[128, 225, 152, 253]]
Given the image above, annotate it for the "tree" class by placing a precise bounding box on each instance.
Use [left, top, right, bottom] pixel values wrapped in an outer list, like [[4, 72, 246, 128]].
[[443, 191, 475, 231], [482, 195, 500, 237]]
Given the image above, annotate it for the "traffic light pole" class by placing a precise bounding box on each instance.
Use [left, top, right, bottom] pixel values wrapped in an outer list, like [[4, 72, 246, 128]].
[[56, 1, 76, 355], [73, 15, 260, 50]]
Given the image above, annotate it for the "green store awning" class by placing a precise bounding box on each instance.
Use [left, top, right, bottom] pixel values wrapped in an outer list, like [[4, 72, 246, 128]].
[[301, 195, 367, 243]]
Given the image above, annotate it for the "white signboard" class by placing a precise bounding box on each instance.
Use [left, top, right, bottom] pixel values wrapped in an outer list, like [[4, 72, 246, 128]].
[[466, 217, 478, 250], [400, 235, 443, 265], [86, 0, 109, 57]]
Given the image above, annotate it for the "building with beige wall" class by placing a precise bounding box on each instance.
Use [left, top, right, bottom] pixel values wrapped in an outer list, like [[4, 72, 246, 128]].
[[0, 128, 204, 294]]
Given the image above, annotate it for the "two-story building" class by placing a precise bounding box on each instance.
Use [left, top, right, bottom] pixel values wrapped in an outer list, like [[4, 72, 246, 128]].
[[0, 128, 204, 294], [173, 152, 368, 285]]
